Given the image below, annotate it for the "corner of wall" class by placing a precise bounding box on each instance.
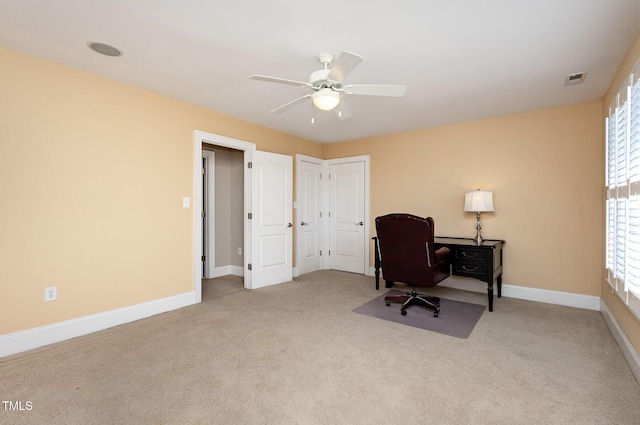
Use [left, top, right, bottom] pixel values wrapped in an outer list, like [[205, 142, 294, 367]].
[[601, 299, 640, 385]]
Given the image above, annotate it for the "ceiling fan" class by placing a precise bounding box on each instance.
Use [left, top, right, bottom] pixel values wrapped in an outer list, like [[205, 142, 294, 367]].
[[249, 51, 406, 120]]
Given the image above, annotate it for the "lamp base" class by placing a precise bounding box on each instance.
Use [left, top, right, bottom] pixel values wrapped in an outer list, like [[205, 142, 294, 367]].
[[473, 212, 484, 245]]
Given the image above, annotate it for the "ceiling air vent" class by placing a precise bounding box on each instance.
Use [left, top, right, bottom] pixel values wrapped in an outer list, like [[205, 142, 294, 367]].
[[87, 42, 123, 57], [564, 72, 586, 86]]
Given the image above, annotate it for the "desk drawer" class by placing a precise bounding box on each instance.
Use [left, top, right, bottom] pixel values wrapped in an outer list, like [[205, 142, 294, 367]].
[[453, 248, 487, 262], [453, 262, 487, 277]]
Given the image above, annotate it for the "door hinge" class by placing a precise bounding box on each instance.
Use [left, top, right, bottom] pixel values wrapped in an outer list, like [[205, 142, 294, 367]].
[[248, 162, 252, 169], [201, 211, 205, 218], [201, 255, 206, 261], [319, 212, 322, 218], [320, 250, 322, 256], [202, 167, 206, 175], [248, 212, 253, 219], [328, 250, 331, 256], [248, 263, 252, 270]]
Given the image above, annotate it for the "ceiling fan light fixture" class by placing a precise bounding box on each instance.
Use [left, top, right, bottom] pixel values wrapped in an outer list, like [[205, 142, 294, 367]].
[[312, 89, 340, 111]]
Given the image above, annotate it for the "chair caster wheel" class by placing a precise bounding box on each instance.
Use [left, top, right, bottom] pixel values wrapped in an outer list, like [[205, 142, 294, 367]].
[[385, 301, 390, 306], [401, 310, 407, 316], [433, 312, 439, 317]]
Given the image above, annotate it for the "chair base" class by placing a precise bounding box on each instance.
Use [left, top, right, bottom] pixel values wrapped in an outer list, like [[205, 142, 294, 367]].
[[385, 290, 440, 317]]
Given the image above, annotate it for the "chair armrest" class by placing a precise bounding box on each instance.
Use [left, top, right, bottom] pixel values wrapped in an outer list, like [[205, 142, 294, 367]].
[[435, 247, 450, 262]]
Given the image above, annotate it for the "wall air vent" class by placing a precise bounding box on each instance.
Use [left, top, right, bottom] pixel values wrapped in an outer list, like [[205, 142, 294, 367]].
[[564, 72, 586, 86]]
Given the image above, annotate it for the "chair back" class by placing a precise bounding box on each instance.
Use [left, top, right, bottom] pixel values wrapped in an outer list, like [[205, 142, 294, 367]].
[[375, 213, 448, 288]]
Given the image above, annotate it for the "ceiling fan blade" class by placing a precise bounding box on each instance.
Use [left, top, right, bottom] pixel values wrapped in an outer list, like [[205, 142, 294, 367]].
[[250, 74, 312, 88], [269, 94, 312, 114], [334, 99, 352, 120], [343, 84, 407, 97], [327, 51, 364, 83]]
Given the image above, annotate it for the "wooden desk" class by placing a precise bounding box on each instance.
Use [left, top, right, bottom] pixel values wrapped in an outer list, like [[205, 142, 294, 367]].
[[372, 236, 504, 311], [434, 237, 504, 312]]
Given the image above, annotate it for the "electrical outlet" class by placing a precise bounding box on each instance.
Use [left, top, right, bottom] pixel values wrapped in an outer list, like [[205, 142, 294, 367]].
[[237, 247, 242, 255], [44, 286, 57, 302]]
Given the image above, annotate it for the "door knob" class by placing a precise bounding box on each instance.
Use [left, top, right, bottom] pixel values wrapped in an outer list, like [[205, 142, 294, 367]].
[[356, 221, 364, 226], [287, 223, 293, 227], [301, 222, 308, 226]]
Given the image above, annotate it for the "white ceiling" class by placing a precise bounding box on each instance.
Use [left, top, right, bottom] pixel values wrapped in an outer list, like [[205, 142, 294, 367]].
[[1, 0, 638, 143]]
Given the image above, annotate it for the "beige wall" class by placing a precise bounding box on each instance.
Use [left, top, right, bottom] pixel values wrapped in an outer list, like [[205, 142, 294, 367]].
[[0, 46, 321, 335], [324, 101, 603, 297], [4, 33, 637, 353], [227, 149, 245, 268], [602, 32, 640, 352]]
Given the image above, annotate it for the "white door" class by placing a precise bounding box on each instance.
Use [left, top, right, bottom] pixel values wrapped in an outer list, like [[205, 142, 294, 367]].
[[250, 150, 293, 288], [297, 157, 323, 275], [329, 161, 365, 274]]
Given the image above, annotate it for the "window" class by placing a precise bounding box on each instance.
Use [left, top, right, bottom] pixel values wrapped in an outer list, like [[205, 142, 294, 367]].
[[606, 60, 640, 318]]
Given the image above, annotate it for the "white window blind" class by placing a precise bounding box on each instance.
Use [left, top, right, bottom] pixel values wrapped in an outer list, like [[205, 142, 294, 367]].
[[607, 110, 617, 187], [605, 60, 640, 319], [631, 79, 640, 183], [616, 100, 628, 186], [627, 197, 640, 294]]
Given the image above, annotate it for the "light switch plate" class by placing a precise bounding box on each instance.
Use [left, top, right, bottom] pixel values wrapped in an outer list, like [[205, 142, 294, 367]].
[[182, 197, 190, 208]]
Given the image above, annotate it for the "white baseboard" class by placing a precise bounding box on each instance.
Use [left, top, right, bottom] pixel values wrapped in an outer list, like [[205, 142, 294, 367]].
[[368, 267, 601, 311], [504, 282, 601, 311], [0, 292, 196, 358], [440, 277, 601, 311], [600, 300, 640, 384], [213, 265, 243, 277]]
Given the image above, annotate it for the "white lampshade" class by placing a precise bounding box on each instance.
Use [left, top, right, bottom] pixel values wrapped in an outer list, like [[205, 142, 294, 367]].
[[464, 190, 495, 213], [312, 89, 340, 111]]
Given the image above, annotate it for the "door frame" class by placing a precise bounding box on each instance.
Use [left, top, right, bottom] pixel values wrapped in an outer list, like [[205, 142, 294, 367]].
[[202, 150, 215, 279], [194, 131, 256, 302], [325, 155, 371, 276]]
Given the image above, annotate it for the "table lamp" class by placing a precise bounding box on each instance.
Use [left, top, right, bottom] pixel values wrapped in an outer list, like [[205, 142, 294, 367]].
[[464, 189, 494, 245]]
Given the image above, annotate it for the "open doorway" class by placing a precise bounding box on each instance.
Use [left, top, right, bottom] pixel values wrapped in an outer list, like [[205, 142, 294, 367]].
[[194, 131, 256, 303], [194, 131, 294, 302], [202, 144, 244, 278], [201, 144, 245, 298]]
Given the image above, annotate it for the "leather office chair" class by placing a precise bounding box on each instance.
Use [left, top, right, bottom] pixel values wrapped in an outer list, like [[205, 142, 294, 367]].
[[374, 214, 451, 317]]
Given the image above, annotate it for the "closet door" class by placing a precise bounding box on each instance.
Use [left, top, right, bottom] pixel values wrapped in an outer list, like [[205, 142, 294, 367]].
[[250, 151, 293, 288], [297, 157, 323, 275], [328, 160, 365, 274]]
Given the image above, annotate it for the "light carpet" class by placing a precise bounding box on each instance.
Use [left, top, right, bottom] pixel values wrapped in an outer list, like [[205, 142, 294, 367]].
[[1, 270, 640, 424]]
